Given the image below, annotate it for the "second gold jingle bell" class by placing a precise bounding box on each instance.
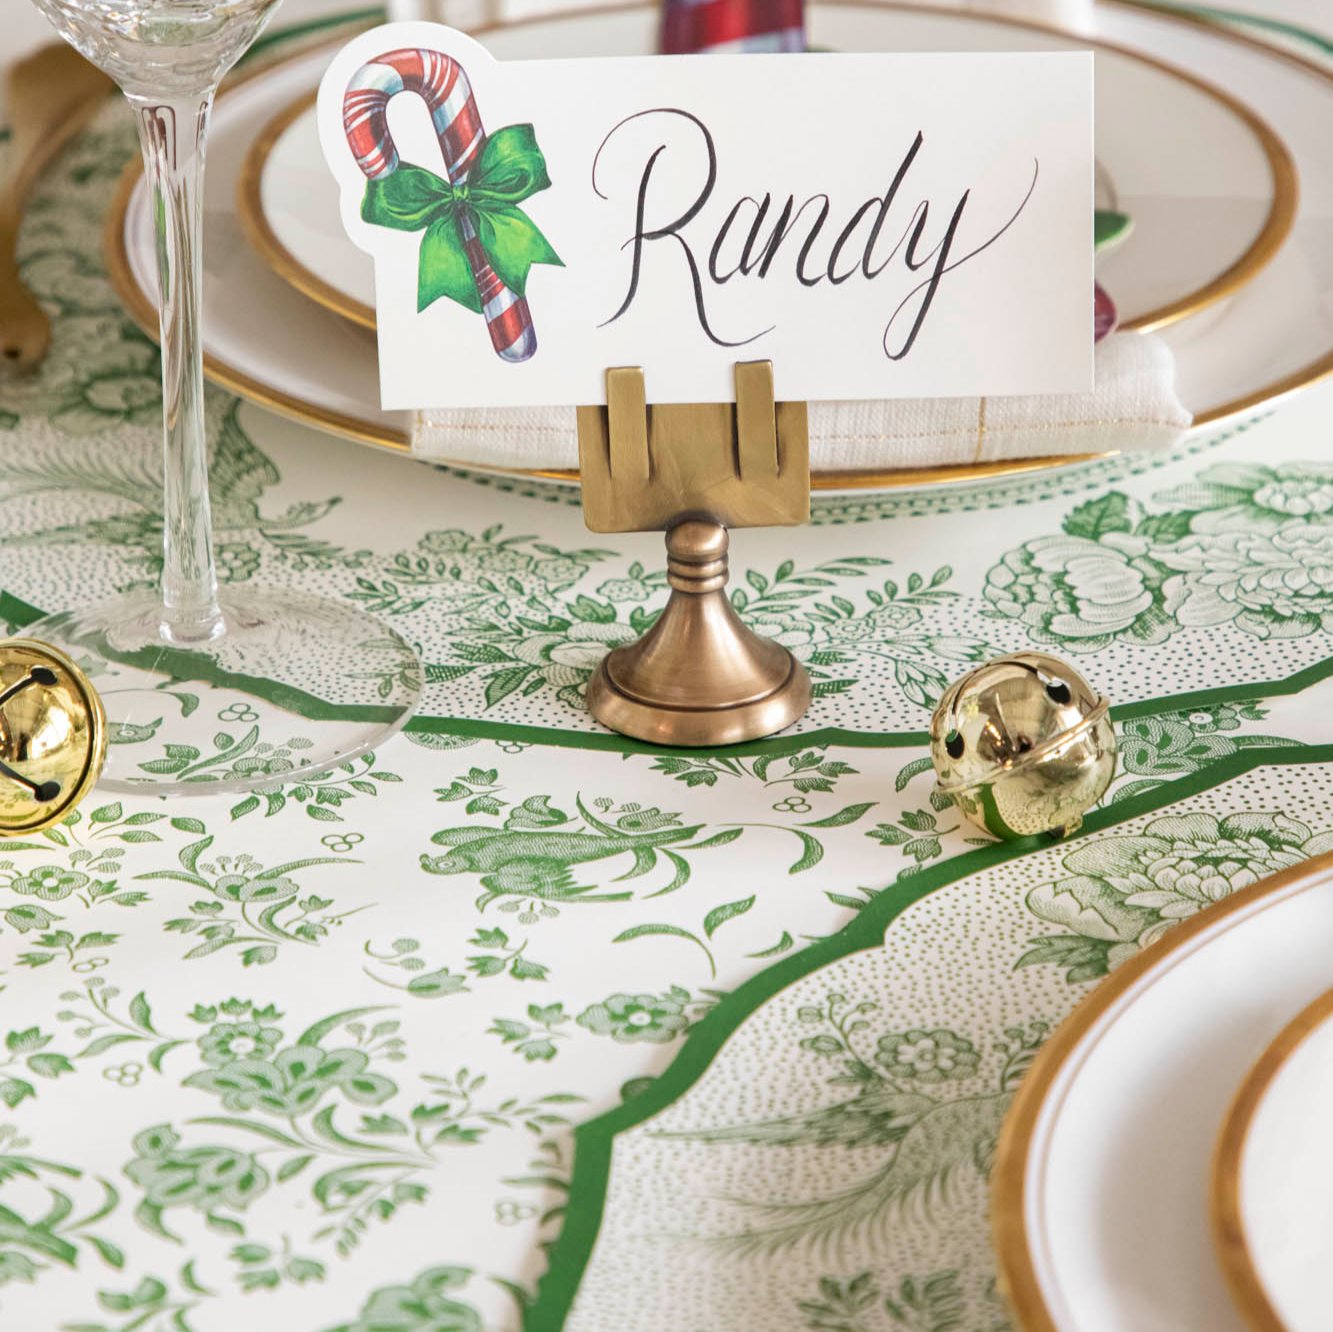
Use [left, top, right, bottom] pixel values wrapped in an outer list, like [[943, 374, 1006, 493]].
[[929, 651, 1115, 841]]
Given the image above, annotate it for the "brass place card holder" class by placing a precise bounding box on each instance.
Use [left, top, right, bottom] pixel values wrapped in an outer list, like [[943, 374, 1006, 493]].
[[576, 361, 811, 747]]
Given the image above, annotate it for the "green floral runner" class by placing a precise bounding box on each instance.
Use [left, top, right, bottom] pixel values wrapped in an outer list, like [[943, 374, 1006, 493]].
[[3, 41, 1333, 1332]]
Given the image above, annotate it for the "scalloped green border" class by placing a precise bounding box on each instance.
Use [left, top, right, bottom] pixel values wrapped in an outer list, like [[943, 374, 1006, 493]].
[[7, 589, 1332, 759], [528, 742, 1333, 1328]]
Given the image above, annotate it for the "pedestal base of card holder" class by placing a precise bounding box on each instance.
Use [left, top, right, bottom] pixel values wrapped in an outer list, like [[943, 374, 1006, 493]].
[[576, 362, 811, 747]]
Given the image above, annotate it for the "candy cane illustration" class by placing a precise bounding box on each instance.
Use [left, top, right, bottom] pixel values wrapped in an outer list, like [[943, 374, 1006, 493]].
[[343, 48, 538, 362]]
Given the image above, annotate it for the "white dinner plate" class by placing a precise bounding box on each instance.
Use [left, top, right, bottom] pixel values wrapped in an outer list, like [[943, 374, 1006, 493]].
[[993, 848, 1333, 1332], [106, 0, 1333, 473], [238, 6, 1288, 339], [1214, 987, 1333, 1332]]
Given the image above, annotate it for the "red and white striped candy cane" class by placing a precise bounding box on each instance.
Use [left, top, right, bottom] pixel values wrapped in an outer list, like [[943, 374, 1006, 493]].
[[343, 47, 537, 363]]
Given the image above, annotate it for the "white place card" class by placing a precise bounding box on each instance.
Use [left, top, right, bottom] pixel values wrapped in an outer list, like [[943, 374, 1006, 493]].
[[317, 23, 1092, 408]]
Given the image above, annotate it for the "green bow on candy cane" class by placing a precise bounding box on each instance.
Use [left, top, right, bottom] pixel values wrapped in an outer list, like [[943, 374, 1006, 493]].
[[361, 122, 564, 315]]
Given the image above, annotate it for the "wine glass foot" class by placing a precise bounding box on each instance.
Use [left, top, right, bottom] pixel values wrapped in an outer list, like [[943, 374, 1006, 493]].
[[29, 588, 422, 795]]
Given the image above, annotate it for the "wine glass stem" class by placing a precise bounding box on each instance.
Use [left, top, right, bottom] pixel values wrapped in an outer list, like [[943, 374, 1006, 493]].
[[129, 92, 225, 645]]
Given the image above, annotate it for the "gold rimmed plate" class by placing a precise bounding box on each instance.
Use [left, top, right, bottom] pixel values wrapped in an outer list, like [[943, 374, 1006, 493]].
[[993, 848, 1333, 1332], [105, 0, 1330, 485], [1212, 988, 1333, 1332], [237, 3, 1295, 342]]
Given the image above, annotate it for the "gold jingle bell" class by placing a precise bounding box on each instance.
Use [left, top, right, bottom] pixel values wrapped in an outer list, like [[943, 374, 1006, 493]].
[[929, 651, 1115, 841], [0, 639, 107, 836]]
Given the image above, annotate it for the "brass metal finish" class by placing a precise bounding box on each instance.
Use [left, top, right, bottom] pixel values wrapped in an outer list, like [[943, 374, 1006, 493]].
[[579, 363, 810, 745], [585, 521, 811, 746], [0, 639, 107, 836], [929, 651, 1116, 840], [1, 45, 114, 368], [577, 364, 808, 533]]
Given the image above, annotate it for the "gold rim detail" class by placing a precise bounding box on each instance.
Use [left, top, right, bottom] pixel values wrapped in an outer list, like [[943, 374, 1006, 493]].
[[1210, 986, 1333, 1332], [992, 848, 1333, 1332], [103, 1, 1330, 483], [236, 0, 1299, 340]]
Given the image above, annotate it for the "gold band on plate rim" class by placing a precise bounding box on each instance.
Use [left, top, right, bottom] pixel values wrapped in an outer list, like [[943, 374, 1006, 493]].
[[234, 0, 1299, 341], [1210, 985, 1333, 1332], [991, 848, 1333, 1332], [103, 0, 1331, 486]]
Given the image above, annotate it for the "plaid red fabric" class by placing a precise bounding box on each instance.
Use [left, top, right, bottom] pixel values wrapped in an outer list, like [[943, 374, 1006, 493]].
[[661, 0, 805, 54]]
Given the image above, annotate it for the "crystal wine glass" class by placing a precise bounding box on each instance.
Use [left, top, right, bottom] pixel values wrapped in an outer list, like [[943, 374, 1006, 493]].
[[25, 0, 422, 793]]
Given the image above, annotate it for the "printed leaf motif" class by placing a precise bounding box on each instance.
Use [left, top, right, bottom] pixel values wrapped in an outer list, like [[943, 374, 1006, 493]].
[[703, 897, 755, 938], [1061, 490, 1135, 539]]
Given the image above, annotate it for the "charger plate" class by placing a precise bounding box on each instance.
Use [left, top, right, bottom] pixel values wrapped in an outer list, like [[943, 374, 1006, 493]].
[[993, 849, 1333, 1332], [1213, 987, 1333, 1332], [238, 4, 1290, 340], [105, 0, 1331, 484]]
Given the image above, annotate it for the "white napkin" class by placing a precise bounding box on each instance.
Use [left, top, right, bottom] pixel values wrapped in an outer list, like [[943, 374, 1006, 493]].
[[413, 329, 1192, 471]]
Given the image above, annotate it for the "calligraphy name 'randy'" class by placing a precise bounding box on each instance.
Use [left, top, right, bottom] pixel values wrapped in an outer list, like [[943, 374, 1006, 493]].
[[593, 107, 1039, 356]]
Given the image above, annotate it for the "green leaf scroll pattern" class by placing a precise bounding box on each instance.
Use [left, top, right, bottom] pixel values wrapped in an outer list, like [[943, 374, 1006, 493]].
[[103, 1000, 582, 1263], [1108, 700, 1296, 806], [795, 1266, 1005, 1332], [983, 461, 1333, 652], [145, 836, 362, 965], [1019, 810, 1333, 983], [652, 992, 1049, 1253], [0, 1123, 125, 1288], [322, 1263, 504, 1332], [0, 402, 367, 588], [649, 747, 860, 808], [487, 987, 719, 1059], [355, 538, 991, 715], [0, 799, 210, 961], [420, 780, 876, 920], [227, 753, 403, 824], [361, 928, 551, 997]]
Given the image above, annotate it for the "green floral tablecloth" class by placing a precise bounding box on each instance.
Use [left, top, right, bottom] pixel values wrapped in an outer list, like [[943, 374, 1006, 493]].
[[2, 55, 1333, 1332]]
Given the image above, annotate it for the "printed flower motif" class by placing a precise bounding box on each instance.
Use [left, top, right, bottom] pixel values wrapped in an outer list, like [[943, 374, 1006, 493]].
[[597, 576, 652, 603], [72, 372, 162, 431], [1156, 461, 1333, 523], [867, 604, 923, 632], [744, 608, 813, 649], [198, 1020, 283, 1067], [126, 1125, 269, 1214], [544, 622, 637, 672], [228, 753, 297, 780], [1182, 703, 1265, 734], [532, 556, 585, 586], [1115, 716, 1235, 777], [479, 858, 580, 900], [504, 622, 634, 690], [183, 1044, 395, 1116], [476, 549, 533, 575], [419, 529, 472, 555], [984, 532, 1176, 652], [613, 806, 681, 833], [338, 1266, 482, 1332], [1157, 519, 1333, 640], [209, 872, 301, 904], [8, 866, 90, 900], [1027, 812, 1333, 971], [875, 1028, 980, 1083], [216, 543, 261, 583], [577, 988, 691, 1043]]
